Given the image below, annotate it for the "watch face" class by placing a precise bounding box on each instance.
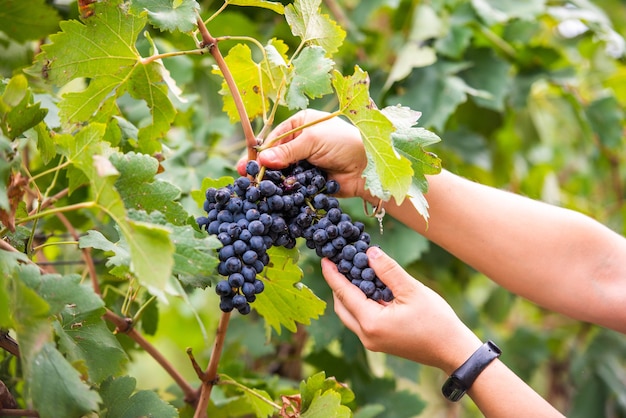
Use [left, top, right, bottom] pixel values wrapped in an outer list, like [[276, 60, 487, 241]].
[[442, 377, 467, 402]]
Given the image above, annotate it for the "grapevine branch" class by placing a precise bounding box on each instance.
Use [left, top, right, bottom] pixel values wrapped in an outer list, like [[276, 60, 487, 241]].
[[195, 15, 257, 162], [193, 311, 231, 418], [103, 310, 198, 404]]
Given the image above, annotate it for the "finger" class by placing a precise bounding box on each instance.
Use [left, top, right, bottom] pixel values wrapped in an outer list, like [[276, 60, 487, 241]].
[[321, 258, 379, 320], [366, 246, 421, 297], [331, 292, 362, 334], [258, 134, 316, 169], [236, 158, 248, 176]]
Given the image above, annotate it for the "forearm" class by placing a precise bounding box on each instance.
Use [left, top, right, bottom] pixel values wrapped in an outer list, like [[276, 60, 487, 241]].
[[467, 360, 564, 418], [373, 170, 626, 332]]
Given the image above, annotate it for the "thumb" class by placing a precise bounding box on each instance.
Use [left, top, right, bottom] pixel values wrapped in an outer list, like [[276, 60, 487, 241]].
[[366, 246, 420, 297], [258, 138, 313, 169]]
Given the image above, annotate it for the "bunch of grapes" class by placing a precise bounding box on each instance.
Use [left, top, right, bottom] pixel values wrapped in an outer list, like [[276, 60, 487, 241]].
[[197, 160, 394, 315]]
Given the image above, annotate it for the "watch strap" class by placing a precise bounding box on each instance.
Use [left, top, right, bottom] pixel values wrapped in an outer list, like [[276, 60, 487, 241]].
[[441, 340, 502, 401]]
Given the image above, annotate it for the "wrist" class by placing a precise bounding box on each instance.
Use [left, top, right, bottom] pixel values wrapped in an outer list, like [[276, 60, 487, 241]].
[[441, 340, 502, 402]]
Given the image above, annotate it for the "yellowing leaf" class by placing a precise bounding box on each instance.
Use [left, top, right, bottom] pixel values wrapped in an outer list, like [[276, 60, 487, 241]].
[[213, 43, 272, 122], [333, 67, 414, 203]]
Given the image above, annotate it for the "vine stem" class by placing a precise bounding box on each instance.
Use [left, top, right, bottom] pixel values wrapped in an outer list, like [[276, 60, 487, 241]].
[[258, 110, 343, 152], [102, 310, 198, 404], [140, 48, 208, 65], [193, 311, 231, 418], [55, 212, 101, 295], [195, 15, 257, 162]]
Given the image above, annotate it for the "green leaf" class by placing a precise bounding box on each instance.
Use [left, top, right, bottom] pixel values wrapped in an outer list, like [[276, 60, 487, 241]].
[[254, 246, 326, 337], [460, 48, 512, 111], [225, 0, 285, 14], [126, 208, 221, 288], [79, 230, 130, 275], [382, 105, 441, 220], [285, 0, 346, 56], [127, 61, 177, 153], [301, 391, 351, 418], [29, 343, 102, 418], [219, 375, 276, 418], [6, 265, 52, 371], [124, 219, 175, 297], [0, 0, 61, 43], [58, 125, 175, 295], [471, 0, 546, 25], [110, 152, 188, 225], [32, 123, 56, 165], [0, 75, 48, 139], [27, 273, 128, 383], [300, 371, 355, 412], [170, 223, 221, 287], [37, 0, 175, 150], [130, 0, 200, 32], [585, 94, 624, 149], [388, 61, 472, 131], [333, 67, 414, 203], [286, 45, 334, 109], [100, 375, 177, 418]]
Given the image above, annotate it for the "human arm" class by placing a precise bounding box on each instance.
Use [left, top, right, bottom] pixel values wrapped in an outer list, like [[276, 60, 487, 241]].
[[322, 246, 565, 418], [246, 110, 626, 334]]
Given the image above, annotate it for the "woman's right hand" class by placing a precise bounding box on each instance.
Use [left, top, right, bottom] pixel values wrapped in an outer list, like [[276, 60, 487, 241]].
[[237, 109, 370, 200]]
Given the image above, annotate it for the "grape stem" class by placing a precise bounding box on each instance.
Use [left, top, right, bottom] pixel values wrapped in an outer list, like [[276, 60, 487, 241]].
[[258, 110, 342, 152], [193, 311, 232, 418], [195, 14, 257, 162]]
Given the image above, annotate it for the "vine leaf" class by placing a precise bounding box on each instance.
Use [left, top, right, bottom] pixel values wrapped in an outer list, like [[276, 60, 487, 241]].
[[300, 372, 353, 417], [213, 43, 272, 122], [0, 74, 48, 140], [29, 343, 102, 418], [57, 124, 175, 298], [333, 66, 414, 204], [285, 0, 346, 56], [225, 0, 285, 14], [254, 247, 326, 337], [99, 375, 178, 418], [471, 0, 545, 25], [0, 0, 61, 43], [30, 274, 128, 383], [35, 0, 176, 152], [286, 45, 334, 109], [381, 105, 442, 220], [129, 0, 200, 32], [110, 152, 189, 225]]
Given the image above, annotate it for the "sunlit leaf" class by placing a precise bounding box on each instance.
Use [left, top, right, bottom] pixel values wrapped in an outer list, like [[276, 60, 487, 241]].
[[333, 67, 414, 203], [37, 0, 175, 150], [286, 45, 334, 109], [285, 0, 346, 55], [226, 0, 285, 14], [130, 0, 200, 32], [254, 247, 326, 337]]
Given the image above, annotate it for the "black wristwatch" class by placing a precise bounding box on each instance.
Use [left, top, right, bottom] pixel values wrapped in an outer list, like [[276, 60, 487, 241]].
[[441, 340, 502, 402]]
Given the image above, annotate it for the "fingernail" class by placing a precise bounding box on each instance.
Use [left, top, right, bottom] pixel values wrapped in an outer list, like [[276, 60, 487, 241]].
[[368, 245, 382, 259]]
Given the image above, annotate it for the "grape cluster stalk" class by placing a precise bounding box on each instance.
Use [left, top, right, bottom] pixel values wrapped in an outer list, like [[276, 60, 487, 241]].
[[197, 160, 394, 314]]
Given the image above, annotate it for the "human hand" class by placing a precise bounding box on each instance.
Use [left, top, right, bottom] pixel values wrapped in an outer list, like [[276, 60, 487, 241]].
[[321, 246, 483, 374], [237, 109, 370, 200]]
